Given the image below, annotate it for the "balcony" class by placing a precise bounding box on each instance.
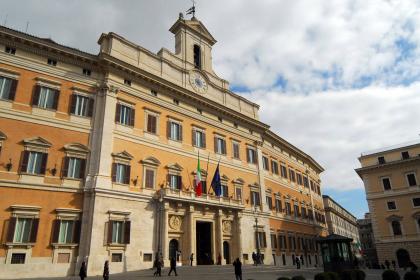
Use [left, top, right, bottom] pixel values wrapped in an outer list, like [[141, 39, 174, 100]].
[[159, 187, 244, 210]]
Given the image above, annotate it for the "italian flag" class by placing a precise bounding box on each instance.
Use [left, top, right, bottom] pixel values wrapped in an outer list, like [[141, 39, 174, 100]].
[[195, 153, 202, 197]]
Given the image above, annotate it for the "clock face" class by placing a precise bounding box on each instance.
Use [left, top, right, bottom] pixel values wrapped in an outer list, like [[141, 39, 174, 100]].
[[189, 72, 208, 94]]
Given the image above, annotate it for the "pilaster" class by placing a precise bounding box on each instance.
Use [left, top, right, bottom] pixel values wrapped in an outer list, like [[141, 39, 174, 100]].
[[188, 205, 196, 266], [216, 209, 224, 264], [162, 201, 170, 266], [256, 141, 268, 212]]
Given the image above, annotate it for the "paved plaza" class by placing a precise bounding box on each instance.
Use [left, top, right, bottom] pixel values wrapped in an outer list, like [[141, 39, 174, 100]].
[[6, 265, 391, 280]]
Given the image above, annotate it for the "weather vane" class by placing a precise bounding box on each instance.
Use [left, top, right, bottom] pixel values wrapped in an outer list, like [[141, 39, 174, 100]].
[[186, 0, 196, 18]]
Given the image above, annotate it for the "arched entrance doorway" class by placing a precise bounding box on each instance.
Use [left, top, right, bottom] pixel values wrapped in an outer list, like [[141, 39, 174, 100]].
[[396, 249, 411, 268], [223, 241, 230, 264], [169, 239, 179, 261]]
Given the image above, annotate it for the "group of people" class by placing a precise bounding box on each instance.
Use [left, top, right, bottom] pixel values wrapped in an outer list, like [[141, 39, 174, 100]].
[[251, 251, 263, 265], [78, 260, 109, 280], [380, 259, 418, 272]]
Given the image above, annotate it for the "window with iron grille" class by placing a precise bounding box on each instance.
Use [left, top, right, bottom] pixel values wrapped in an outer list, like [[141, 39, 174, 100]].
[[11, 253, 26, 264]]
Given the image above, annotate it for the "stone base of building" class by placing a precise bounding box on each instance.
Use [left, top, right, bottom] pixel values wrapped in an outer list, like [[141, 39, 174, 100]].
[[376, 240, 420, 267]]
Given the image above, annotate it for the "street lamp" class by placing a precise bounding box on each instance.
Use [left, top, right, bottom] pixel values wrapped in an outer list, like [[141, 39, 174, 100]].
[[253, 204, 261, 265]]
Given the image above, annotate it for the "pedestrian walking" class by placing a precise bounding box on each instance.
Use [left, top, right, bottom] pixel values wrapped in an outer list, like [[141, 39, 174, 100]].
[[217, 253, 222, 265], [295, 256, 301, 269], [190, 253, 194, 266], [103, 260, 109, 280], [385, 259, 390, 269], [252, 252, 257, 266], [233, 258, 242, 280], [153, 257, 162, 277], [79, 261, 87, 280], [168, 257, 178, 276]]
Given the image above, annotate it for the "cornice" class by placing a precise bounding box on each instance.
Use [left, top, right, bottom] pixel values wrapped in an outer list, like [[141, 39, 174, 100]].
[[355, 157, 420, 177]]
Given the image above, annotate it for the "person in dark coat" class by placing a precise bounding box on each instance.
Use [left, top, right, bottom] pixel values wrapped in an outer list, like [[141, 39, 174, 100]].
[[153, 258, 162, 277], [233, 258, 242, 280], [79, 261, 87, 280], [168, 257, 177, 276], [217, 253, 222, 265], [103, 260, 109, 280], [190, 253, 194, 266], [296, 256, 301, 269], [252, 252, 257, 266]]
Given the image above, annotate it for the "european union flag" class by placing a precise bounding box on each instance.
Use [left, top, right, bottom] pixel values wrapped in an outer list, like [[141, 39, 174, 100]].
[[210, 163, 222, 197]]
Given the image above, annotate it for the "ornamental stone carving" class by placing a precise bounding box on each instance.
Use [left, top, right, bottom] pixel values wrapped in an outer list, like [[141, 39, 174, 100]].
[[169, 215, 183, 231], [222, 220, 232, 234]]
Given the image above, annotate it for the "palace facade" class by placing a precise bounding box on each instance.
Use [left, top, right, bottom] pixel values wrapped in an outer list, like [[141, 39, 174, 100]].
[[0, 14, 327, 278], [356, 141, 420, 268]]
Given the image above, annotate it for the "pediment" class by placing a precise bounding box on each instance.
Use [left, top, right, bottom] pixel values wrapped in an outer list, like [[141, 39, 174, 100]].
[[23, 137, 52, 148], [191, 169, 207, 176], [0, 131, 6, 141], [221, 174, 229, 181], [141, 156, 161, 166], [112, 150, 134, 160], [232, 178, 245, 185], [412, 211, 420, 218], [386, 214, 403, 221], [248, 182, 259, 188], [169, 18, 217, 46], [166, 163, 183, 171], [64, 143, 89, 153]]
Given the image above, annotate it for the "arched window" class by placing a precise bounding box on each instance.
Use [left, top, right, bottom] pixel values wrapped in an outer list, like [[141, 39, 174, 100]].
[[392, 220, 402, 236], [193, 45, 201, 69]]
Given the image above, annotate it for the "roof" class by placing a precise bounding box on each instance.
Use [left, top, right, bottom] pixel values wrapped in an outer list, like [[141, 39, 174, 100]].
[[322, 195, 357, 221], [360, 139, 420, 157], [317, 234, 353, 242], [169, 16, 217, 46]]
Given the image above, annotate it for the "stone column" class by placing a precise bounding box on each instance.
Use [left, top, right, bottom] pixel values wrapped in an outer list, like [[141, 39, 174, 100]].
[[236, 212, 243, 262], [188, 205, 196, 266], [255, 141, 268, 212], [216, 209, 224, 264], [161, 202, 170, 266]]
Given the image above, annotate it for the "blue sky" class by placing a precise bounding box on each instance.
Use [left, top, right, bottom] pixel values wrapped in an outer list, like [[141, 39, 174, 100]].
[[2, 0, 420, 218]]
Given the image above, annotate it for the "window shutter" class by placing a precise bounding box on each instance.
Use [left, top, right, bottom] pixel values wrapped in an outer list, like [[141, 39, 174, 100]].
[[87, 98, 94, 117], [202, 132, 206, 148], [124, 221, 131, 244], [246, 149, 250, 163], [52, 219, 61, 243], [179, 124, 183, 141], [115, 104, 121, 123], [20, 151, 30, 173], [166, 121, 171, 138], [73, 220, 81, 243], [8, 79, 18, 101], [167, 174, 171, 186], [61, 157, 69, 178], [124, 165, 131, 185], [129, 108, 135, 126], [192, 129, 196, 146], [6, 217, 16, 242], [107, 221, 113, 244], [79, 159, 86, 179], [145, 170, 154, 188], [70, 95, 77, 114], [52, 90, 60, 110], [30, 218, 39, 243], [40, 153, 48, 175], [111, 163, 117, 182], [222, 140, 226, 155], [250, 192, 254, 205], [177, 175, 182, 190], [214, 137, 217, 153], [32, 85, 41, 106]]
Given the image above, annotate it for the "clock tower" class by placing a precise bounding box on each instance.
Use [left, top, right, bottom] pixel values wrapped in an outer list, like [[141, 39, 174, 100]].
[[169, 14, 217, 75]]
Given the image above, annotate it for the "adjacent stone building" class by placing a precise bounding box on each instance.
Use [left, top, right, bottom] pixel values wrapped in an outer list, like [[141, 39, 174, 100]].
[[356, 141, 420, 268], [357, 213, 378, 268], [0, 14, 327, 278], [322, 195, 361, 258]]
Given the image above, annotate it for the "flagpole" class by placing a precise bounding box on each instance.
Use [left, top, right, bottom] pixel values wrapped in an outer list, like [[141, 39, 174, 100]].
[[205, 152, 210, 194], [186, 167, 193, 192]]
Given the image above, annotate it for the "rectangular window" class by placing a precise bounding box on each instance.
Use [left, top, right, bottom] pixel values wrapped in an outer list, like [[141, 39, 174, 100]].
[[34, 86, 59, 110], [266, 196, 273, 210], [22, 151, 47, 175], [246, 148, 257, 164], [143, 253, 153, 262], [378, 156, 386, 164], [285, 202, 291, 215], [382, 178, 392, 190], [0, 76, 17, 101], [144, 169, 155, 189], [387, 201, 396, 210], [214, 137, 226, 155], [296, 173, 303, 185], [13, 218, 33, 243], [275, 198, 282, 212], [64, 157, 85, 179], [280, 165, 288, 178], [232, 142, 240, 159], [255, 232, 267, 248], [112, 221, 124, 244], [407, 173, 417, 187], [289, 169, 296, 182], [168, 121, 182, 141], [262, 156, 269, 171], [115, 104, 135, 126], [294, 205, 300, 217], [112, 253, 123, 262], [151, 90, 158, 96], [146, 114, 157, 134], [221, 185, 229, 198], [5, 46, 16, 55], [271, 234, 277, 249], [169, 174, 182, 190], [271, 161, 279, 175], [301, 207, 307, 218], [235, 187, 242, 200], [250, 191, 260, 206], [70, 94, 94, 117], [82, 68, 91, 76], [11, 253, 25, 264], [413, 198, 420, 207], [193, 129, 206, 148], [47, 58, 57, 66], [112, 163, 130, 185], [303, 177, 309, 188], [402, 151, 410, 159], [58, 220, 74, 244], [124, 79, 131, 86]]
